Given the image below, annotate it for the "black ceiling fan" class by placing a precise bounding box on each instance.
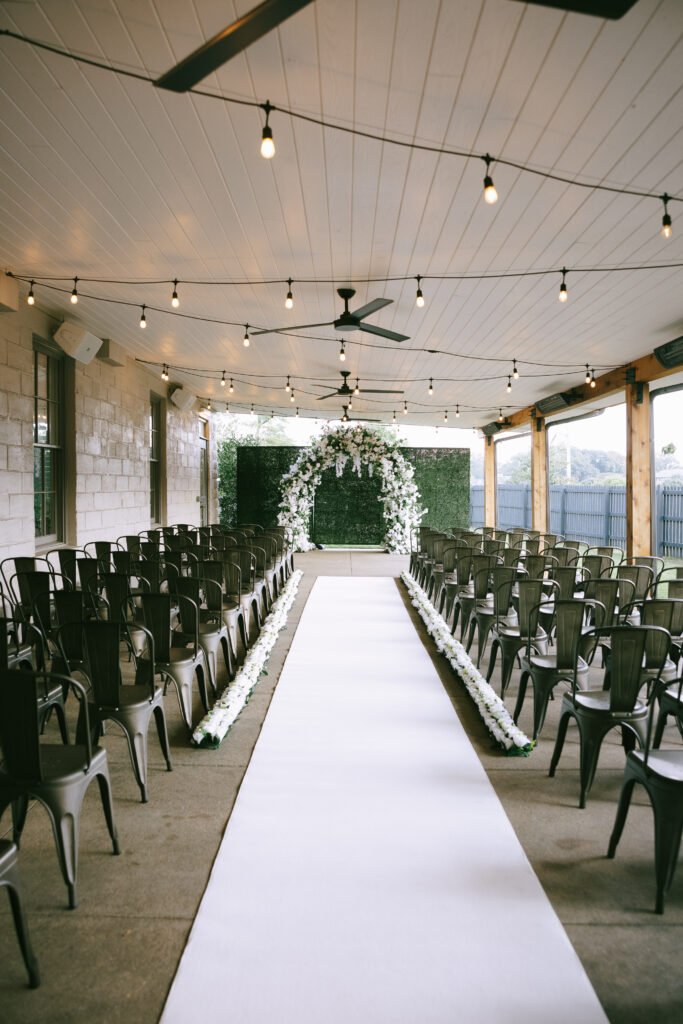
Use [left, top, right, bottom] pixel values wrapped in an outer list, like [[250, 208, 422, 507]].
[[155, 0, 315, 92], [314, 370, 403, 402], [252, 287, 410, 343], [508, 0, 638, 15], [339, 405, 381, 424]]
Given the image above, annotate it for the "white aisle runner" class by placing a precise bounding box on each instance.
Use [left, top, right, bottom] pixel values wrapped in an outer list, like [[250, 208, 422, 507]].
[[162, 577, 607, 1024]]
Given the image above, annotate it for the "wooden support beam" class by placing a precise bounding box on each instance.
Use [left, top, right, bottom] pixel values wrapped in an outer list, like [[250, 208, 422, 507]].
[[531, 416, 548, 533], [626, 380, 651, 558], [484, 435, 496, 528]]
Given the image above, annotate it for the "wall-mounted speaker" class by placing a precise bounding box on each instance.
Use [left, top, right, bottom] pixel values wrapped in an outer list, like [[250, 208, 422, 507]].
[[169, 386, 197, 411], [53, 321, 103, 364]]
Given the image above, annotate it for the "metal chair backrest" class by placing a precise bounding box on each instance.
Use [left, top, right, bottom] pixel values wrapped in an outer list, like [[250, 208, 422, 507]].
[[139, 593, 172, 662], [552, 566, 578, 601], [619, 563, 653, 603], [82, 620, 125, 707], [77, 557, 101, 594], [471, 555, 498, 600], [583, 626, 666, 712], [483, 539, 504, 558], [501, 547, 520, 569], [491, 566, 517, 617], [522, 553, 546, 580], [582, 554, 613, 582], [554, 599, 592, 670], [441, 543, 458, 574], [640, 599, 682, 668], [225, 548, 256, 590], [584, 578, 620, 627], [633, 555, 665, 585], [454, 549, 473, 586], [517, 579, 549, 639]]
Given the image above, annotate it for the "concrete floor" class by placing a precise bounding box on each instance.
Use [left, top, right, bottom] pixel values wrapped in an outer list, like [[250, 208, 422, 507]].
[[0, 550, 681, 1022]]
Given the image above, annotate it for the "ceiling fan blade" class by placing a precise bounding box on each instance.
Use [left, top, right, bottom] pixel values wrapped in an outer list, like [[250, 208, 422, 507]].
[[251, 321, 335, 336], [350, 417, 382, 422], [351, 297, 393, 320], [359, 322, 410, 343], [316, 392, 340, 401], [508, 0, 638, 18], [155, 0, 314, 92], [360, 388, 404, 394]]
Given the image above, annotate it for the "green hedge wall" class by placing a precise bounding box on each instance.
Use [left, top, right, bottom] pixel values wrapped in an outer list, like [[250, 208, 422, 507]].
[[235, 445, 470, 539]]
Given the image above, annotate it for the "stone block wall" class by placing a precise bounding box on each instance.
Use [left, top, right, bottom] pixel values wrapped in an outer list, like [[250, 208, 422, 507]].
[[0, 297, 217, 563]]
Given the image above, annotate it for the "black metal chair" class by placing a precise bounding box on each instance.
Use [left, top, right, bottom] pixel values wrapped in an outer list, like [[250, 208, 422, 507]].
[[0, 670, 120, 909], [608, 674, 683, 913], [77, 620, 172, 803], [549, 625, 670, 808], [0, 840, 40, 987], [486, 577, 553, 699], [170, 576, 232, 696]]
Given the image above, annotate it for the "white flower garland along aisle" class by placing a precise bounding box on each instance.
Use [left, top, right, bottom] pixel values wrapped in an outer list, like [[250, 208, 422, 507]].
[[401, 570, 534, 757], [278, 425, 426, 553], [192, 570, 303, 749]]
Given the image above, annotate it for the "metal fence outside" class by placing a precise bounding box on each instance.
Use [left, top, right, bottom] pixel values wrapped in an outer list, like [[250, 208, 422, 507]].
[[469, 483, 683, 558]]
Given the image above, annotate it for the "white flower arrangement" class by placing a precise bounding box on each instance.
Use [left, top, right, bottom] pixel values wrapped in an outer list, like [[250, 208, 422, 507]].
[[401, 570, 534, 756], [278, 425, 426, 553], [192, 569, 303, 748]]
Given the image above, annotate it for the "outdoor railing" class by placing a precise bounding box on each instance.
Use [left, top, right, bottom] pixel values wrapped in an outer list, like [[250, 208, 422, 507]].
[[469, 483, 683, 558]]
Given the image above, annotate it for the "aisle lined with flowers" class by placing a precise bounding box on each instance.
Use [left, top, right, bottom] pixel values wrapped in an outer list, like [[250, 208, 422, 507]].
[[162, 575, 607, 1024]]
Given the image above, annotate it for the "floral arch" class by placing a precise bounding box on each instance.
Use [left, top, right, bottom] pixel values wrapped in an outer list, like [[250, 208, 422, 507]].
[[277, 426, 426, 553]]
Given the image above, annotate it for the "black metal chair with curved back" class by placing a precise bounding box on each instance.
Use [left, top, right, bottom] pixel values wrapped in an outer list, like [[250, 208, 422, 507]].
[[0, 840, 40, 987], [514, 598, 602, 741], [487, 577, 554, 700], [77, 619, 172, 803], [608, 673, 683, 913], [138, 592, 210, 732], [170, 576, 232, 697], [466, 565, 518, 669], [192, 559, 242, 667], [224, 548, 262, 645], [0, 669, 120, 909], [549, 624, 670, 808], [457, 553, 499, 643]]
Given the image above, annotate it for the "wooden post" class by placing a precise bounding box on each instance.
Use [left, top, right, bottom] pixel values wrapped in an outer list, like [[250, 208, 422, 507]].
[[484, 435, 496, 528], [531, 415, 548, 533], [626, 380, 651, 558]]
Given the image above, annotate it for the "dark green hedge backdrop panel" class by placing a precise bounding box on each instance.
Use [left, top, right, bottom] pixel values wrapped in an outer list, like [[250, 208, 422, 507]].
[[235, 446, 470, 539]]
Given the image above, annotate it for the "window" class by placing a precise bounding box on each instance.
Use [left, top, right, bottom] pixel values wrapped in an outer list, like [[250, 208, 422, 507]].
[[33, 343, 63, 542], [495, 432, 531, 529], [150, 395, 162, 524]]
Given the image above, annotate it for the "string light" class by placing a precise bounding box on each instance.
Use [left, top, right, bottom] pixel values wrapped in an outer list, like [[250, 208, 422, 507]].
[[226, 402, 230, 413], [207, 398, 212, 411], [483, 154, 498, 204], [260, 100, 275, 158], [220, 370, 226, 387], [229, 378, 234, 393], [392, 410, 396, 423], [70, 276, 79, 303], [444, 410, 448, 423], [415, 275, 425, 308], [348, 396, 353, 409], [559, 268, 568, 302], [285, 375, 291, 392], [339, 340, 346, 362], [585, 365, 591, 384], [296, 407, 299, 418], [139, 304, 147, 328], [27, 280, 35, 305], [250, 403, 255, 415], [243, 325, 250, 347], [354, 378, 360, 395], [661, 194, 672, 238], [506, 376, 512, 393], [590, 368, 596, 388], [171, 279, 179, 307], [403, 401, 408, 415], [499, 409, 503, 421], [456, 405, 460, 418], [513, 359, 519, 380], [285, 278, 293, 308], [428, 378, 433, 395], [290, 389, 295, 402], [161, 364, 169, 381]]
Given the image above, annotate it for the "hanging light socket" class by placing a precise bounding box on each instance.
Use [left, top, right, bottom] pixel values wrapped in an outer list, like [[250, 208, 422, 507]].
[[243, 325, 250, 347], [139, 304, 147, 328], [455, 405, 460, 418], [444, 410, 448, 423], [27, 280, 35, 305], [161, 363, 169, 381], [339, 340, 346, 362], [260, 100, 275, 158], [171, 279, 179, 307], [229, 379, 234, 393], [661, 194, 672, 238], [428, 378, 433, 395], [506, 376, 512, 393], [415, 275, 425, 308], [285, 375, 291, 392], [513, 359, 519, 380], [354, 379, 360, 395], [220, 370, 226, 387], [483, 154, 498, 204], [559, 268, 568, 303], [285, 278, 293, 308], [70, 276, 79, 304]]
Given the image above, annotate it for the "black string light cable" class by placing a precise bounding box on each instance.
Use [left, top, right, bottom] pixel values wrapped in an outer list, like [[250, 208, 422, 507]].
[[1, 29, 680, 210]]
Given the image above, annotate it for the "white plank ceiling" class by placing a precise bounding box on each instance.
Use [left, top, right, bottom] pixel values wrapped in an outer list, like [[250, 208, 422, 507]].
[[1, 0, 682, 427]]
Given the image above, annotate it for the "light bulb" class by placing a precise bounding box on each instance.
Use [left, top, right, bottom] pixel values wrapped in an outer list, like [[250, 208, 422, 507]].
[[71, 277, 79, 303], [229, 379, 234, 393], [403, 401, 408, 415], [250, 404, 255, 415], [220, 371, 226, 387], [392, 411, 396, 423], [444, 410, 448, 423], [226, 403, 230, 413], [507, 376, 512, 393], [285, 279, 293, 308], [415, 275, 425, 307], [590, 369, 596, 388], [285, 376, 291, 392], [290, 390, 295, 402], [339, 341, 346, 362], [483, 155, 498, 204], [139, 305, 147, 328], [171, 280, 179, 307], [661, 194, 672, 238], [499, 409, 503, 421], [513, 360, 519, 380], [559, 268, 568, 303], [354, 379, 360, 395], [585, 365, 591, 385], [296, 407, 299, 418], [243, 325, 250, 347], [161, 364, 169, 382], [207, 399, 212, 411], [348, 397, 353, 409], [27, 281, 35, 305], [428, 378, 433, 395], [261, 126, 275, 159], [455, 405, 460, 418]]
